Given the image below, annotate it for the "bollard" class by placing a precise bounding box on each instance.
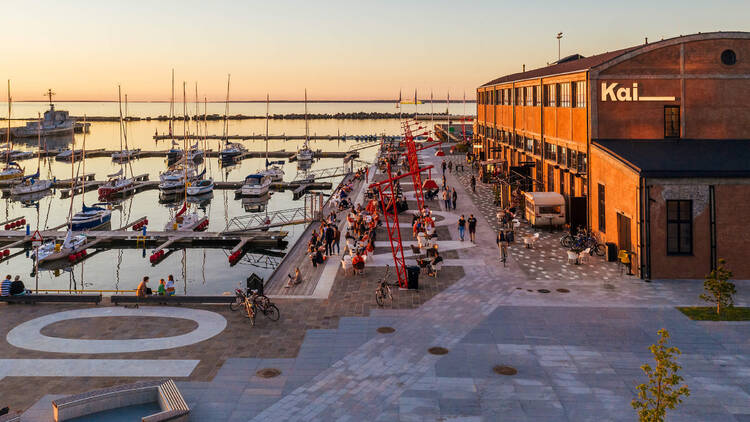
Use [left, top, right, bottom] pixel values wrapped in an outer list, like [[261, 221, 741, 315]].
[[142, 225, 147, 236], [26, 224, 30, 235]]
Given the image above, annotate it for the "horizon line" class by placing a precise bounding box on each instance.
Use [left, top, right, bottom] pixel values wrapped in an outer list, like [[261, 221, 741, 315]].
[[6, 99, 477, 104]]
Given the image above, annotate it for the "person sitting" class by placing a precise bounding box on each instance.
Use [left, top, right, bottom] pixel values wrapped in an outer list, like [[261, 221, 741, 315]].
[[427, 254, 444, 277], [10, 276, 29, 296], [157, 279, 166, 296], [310, 249, 324, 267], [352, 252, 365, 273], [136, 276, 151, 298], [1, 275, 11, 297], [286, 267, 301, 288], [166, 276, 176, 296]]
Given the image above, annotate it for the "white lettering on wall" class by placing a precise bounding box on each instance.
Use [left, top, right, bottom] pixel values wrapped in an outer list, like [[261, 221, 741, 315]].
[[600, 82, 675, 102]]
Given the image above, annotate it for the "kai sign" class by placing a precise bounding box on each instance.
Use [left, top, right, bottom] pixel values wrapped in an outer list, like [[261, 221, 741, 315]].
[[601, 82, 676, 102]]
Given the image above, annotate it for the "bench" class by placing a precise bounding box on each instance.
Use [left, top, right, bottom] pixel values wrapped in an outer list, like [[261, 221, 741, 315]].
[[111, 295, 235, 306], [53, 379, 189, 422], [0, 294, 102, 305]]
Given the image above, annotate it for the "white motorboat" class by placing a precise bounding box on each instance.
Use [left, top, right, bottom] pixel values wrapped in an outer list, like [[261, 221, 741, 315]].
[[55, 149, 83, 161], [297, 147, 313, 162], [260, 165, 284, 182], [220, 142, 246, 162], [33, 231, 87, 263], [186, 178, 214, 196], [9, 150, 33, 160], [111, 148, 140, 161], [241, 173, 271, 197]]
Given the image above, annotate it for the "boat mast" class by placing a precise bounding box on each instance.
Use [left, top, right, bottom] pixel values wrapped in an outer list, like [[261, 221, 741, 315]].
[[124, 93, 135, 179], [6, 80, 11, 164], [204, 97, 209, 174], [304, 89, 309, 149], [36, 112, 41, 174], [223, 74, 230, 145], [430, 90, 434, 135], [183, 81, 188, 204], [194, 82, 200, 150], [169, 69, 174, 137], [81, 118, 86, 206], [68, 118, 77, 222], [117, 86, 125, 179], [265, 93, 269, 167]]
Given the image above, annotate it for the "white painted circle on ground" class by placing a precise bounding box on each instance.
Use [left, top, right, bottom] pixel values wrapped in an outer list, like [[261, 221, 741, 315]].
[[6, 307, 227, 354]]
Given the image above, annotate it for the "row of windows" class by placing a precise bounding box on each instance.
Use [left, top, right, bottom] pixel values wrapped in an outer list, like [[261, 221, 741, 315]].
[[477, 125, 587, 173], [478, 81, 587, 108]]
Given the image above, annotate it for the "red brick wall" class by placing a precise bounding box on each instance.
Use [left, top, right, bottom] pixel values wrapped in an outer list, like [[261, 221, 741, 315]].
[[714, 184, 750, 278]]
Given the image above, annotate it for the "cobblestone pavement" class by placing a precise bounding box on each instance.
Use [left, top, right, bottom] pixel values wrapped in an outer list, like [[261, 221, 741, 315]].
[[11, 146, 750, 421]]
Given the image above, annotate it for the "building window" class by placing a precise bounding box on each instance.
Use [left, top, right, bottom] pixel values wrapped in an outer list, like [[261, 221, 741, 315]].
[[533, 86, 539, 106], [544, 84, 556, 107], [569, 150, 577, 170], [667, 200, 692, 255], [525, 137, 534, 153], [525, 86, 533, 106], [558, 146, 567, 166], [514, 88, 522, 106], [559, 170, 565, 195], [578, 153, 587, 173], [533, 139, 541, 156], [559, 82, 571, 107], [573, 81, 586, 108], [721, 49, 737, 66], [547, 164, 555, 191], [569, 175, 575, 197], [664, 106, 680, 138], [598, 183, 606, 232]]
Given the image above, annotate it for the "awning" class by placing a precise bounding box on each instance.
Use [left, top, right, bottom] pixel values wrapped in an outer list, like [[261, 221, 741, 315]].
[[480, 159, 506, 166]]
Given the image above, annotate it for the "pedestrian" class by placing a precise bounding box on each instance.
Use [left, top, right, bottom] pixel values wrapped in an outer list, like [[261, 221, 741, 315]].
[[333, 225, 341, 255], [470, 175, 476, 193], [441, 160, 446, 174], [448, 161, 453, 173], [442, 174, 446, 191], [166, 276, 176, 296], [324, 224, 335, 256], [442, 189, 450, 210], [457, 215, 466, 241], [468, 214, 477, 243], [451, 188, 457, 210]]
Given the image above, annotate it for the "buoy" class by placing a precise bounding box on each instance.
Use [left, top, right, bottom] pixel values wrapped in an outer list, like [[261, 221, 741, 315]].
[[82, 250, 87, 257], [20, 218, 25, 225], [3, 249, 8, 257], [68, 254, 76, 262], [4, 225, 8, 230], [144, 219, 149, 225]]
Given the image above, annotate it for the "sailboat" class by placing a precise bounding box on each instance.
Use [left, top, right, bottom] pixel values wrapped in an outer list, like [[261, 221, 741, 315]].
[[10, 112, 53, 196], [70, 122, 112, 231], [0, 81, 24, 181], [187, 87, 213, 197], [166, 82, 206, 232], [218, 75, 247, 163], [100, 88, 136, 198], [258, 94, 285, 182], [33, 126, 88, 263], [297, 89, 314, 163]]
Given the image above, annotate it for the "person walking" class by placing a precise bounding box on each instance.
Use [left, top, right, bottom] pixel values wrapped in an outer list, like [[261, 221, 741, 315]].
[[468, 214, 477, 243], [324, 224, 335, 256], [441, 160, 447, 174], [457, 215, 466, 241], [448, 161, 453, 173], [496, 231, 509, 266], [442, 189, 450, 210], [470, 175, 476, 193], [333, 225, 341, 255], [442, 174, 447, 191], [451, 188, 457, 210]]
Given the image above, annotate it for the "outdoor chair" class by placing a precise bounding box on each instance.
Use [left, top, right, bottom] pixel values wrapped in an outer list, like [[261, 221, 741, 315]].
[[341, 255, 353, 275], [567, 250, 578, 264], [430, 261, 443, 277], [578, 248, 591, 264]]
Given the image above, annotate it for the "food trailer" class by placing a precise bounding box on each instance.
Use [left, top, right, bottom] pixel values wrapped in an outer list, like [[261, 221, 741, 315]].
[[523, 192, 565, 227]]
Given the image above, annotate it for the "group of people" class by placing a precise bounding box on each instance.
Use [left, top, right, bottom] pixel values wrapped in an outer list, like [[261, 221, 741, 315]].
[[308, 219, 341, 268], [0, 275, 29, 297], [136, 275, 176, 298], [457, 214, 478, 242]]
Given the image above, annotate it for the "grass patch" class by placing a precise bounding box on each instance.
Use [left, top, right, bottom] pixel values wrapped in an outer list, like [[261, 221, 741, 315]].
[[677, 307, 750, 321]]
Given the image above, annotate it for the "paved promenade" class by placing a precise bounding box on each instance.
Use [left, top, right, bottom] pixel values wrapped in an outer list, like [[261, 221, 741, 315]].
[[5, 147, 750, 421]]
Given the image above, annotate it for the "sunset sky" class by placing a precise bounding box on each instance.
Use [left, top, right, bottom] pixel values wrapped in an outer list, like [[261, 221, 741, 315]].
[[4, 0, 750, 101]]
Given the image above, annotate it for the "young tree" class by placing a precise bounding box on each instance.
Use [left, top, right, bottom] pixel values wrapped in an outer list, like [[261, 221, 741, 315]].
[[700, 258, 735, 315], [632, 329, 690, 422]]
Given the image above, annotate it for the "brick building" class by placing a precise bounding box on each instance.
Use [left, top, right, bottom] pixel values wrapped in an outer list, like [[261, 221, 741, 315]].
[[475, 32, 750, 279]]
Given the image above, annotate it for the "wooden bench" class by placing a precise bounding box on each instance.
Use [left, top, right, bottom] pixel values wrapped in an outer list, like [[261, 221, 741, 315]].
[[53, 379, 189, 422], [0, 294, 102, 305], [111, 295, 235, 306]]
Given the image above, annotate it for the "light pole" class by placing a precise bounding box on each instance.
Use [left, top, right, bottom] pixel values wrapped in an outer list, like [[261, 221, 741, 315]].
[[557, 32, 563, 61]]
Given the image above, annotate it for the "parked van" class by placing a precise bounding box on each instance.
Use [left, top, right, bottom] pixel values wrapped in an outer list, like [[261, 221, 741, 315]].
[[524, 192, 565, 227]]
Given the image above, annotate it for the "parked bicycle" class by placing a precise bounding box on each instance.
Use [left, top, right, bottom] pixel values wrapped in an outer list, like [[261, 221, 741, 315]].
[[560, 228, 606, 256], [230, 286, 280, 325], [374, 265, 393, 307]]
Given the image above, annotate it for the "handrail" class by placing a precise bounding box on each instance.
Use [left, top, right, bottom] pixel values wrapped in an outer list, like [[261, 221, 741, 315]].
[[35, 289, 136, 294]]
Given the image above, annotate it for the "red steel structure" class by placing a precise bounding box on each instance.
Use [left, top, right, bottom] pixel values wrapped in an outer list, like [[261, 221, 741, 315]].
[[401, 119, 442, 214], [369, 160, 434, 288]]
